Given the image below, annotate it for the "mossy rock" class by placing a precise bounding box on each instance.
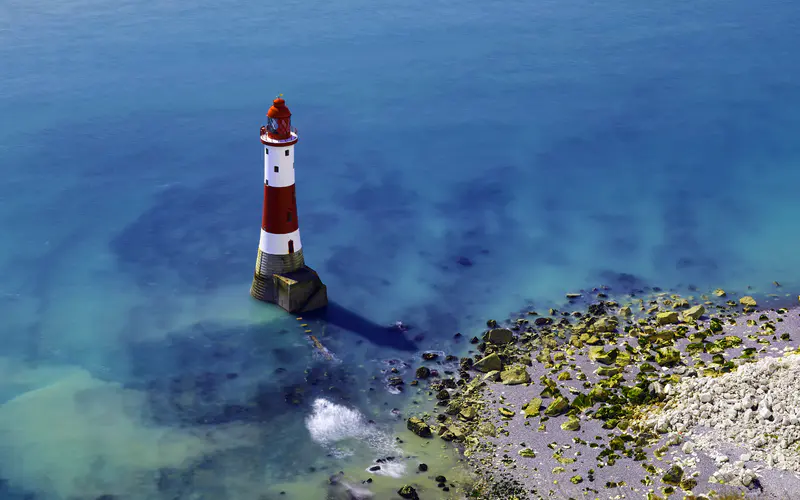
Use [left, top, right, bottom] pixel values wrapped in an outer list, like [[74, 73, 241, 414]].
[[662, 465, 684, 485], [544, 396, 570, 417], [406, 417, 432, 438], [588, 386, 610, 403], [588, 346, 619, 365], [523, 397, 543, 417], [597, 366, 622, 377], [655, 347, 682, 367], [485, 328, 514, 345], [415, 366, 431, 379], [713, 288, 726, 297], [740, 296, 757, 307], [561, 416, 581, 431], [590, 317, 618, 333], [473, 353, 503, 372], [459, 406, 478, 420], [656, 311, 681, 325], [518, 448, 536, 458], [683, 305, 705, 320], [571, 393, 593, 411], [397, 485, 419, 499], [500, 365, 531, 385], [499, 407, 515, 418]]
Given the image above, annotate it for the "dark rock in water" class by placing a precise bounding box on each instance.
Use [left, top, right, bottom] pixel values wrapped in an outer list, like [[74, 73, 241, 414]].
[[435, 475, 447, 483], [422, 352, 438, 361], [486, 319, 497, 328], [388, 376, 404, 386], [456, 256, 473, 267], [469, 336, 480, 344], [418, 463, 428, 472], [453, 332, 462, 339], [369, 466, 381, 472], [397, 485, 419, 499], [415, 366, 431, 379], [407, 417, 432, 438]]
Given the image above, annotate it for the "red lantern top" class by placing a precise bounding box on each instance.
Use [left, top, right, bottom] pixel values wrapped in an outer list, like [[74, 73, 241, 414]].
[[265, 98, 293, 140], [267, 98, 292, 119]]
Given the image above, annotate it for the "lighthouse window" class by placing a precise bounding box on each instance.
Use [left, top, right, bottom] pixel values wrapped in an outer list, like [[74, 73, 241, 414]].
[[265, 149, 269, 155], [287, 212, 293, 222], [274, 166, 279, 173], [284, 150, 290, 156]]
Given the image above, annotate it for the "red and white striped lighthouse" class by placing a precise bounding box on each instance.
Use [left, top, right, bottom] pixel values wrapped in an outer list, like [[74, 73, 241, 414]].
[[250, 97, 328, 313]]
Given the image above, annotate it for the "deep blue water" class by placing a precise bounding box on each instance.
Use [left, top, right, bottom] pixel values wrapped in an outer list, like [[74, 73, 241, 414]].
[[2, 0, 800, 498]]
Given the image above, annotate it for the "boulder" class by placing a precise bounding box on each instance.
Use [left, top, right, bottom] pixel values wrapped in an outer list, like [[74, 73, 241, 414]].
[[397, 485, 419, 500], [544, 396, 570, 417], [682, 305, 705, 321], [485, 328, 514, 344], [406, 417, 432, 438], [473, 353, 503, 372], [656, 311, 680, 325], [740, 296, 757, 307], [500, 365, 530, 385]]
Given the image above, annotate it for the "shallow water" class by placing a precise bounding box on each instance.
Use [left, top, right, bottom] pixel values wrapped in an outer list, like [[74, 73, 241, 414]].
[[2, 0, 800, 498]]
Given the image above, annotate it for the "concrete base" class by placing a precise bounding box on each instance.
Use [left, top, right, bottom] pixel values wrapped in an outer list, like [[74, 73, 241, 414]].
[[251, 265, 328, 314]]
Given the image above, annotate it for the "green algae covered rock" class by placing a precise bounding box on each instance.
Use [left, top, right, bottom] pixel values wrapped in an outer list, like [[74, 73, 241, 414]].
[[485, 327, 514, 345], [500, 365, 531, 385], [655, 347, 682, 367], [544, 396, 570, 417], [499, 407, 515, 418], [589, 386, 610, 403], [590, 317, 618, 333], [473, 353, 503, 372], [588, 346, 618, 365], [407, 417, 432, 438], [656, 311, 680, 325], [397, 485, 419, 499], [683, 305, 705, 320], [523, 397, 543, 417], [662, 465, 684, 485], [518, 448, 536, 458], [561, 416, 581, 431], [740, 296, 757, 307]]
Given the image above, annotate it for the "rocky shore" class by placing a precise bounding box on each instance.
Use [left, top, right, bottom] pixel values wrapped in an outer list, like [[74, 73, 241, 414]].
[[403, 285, 800, 499]]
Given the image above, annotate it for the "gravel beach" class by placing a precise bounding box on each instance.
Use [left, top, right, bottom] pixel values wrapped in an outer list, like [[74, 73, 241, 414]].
[[409, 288, 800, 499]]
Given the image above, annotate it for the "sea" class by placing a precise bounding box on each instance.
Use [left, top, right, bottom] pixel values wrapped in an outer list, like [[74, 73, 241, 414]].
[[1, 0, 800, 498]]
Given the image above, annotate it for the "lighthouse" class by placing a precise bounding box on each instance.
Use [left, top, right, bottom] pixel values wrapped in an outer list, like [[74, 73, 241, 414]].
[[250, 97, 328, 313]]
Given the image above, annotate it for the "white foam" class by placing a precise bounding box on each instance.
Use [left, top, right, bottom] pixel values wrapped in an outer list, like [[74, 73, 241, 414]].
[[366, 461, 406, 478], [305, 398, 402, 458]]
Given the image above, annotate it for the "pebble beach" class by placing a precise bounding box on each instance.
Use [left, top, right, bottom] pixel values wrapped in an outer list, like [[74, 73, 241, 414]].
[[401, 286, 800, 500]]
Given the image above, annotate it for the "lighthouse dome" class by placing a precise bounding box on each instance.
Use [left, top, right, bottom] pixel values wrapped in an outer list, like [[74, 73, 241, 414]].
[[267, 98, 292, 118]]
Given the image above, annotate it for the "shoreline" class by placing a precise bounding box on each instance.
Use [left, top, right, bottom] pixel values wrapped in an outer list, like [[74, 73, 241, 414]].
[[403, 285, 800, 499]]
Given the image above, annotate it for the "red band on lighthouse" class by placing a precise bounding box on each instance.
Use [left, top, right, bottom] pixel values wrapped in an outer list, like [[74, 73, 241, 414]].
[[262, 184, 299, 234]]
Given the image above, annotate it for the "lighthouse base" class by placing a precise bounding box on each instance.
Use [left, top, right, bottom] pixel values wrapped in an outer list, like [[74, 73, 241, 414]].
[[251, 265, 328, 313]]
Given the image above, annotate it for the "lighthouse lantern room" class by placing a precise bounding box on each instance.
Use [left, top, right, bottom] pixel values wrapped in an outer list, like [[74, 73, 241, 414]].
[[250, 97, 328, 313]]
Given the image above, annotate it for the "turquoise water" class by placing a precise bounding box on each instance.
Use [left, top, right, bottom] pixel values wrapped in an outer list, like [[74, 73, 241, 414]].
[[2, 0, 800, 498]]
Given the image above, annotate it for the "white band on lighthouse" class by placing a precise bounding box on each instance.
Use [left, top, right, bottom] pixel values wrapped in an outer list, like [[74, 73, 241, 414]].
[[259, 228, 302, 255], [264, 145, 296, 188]]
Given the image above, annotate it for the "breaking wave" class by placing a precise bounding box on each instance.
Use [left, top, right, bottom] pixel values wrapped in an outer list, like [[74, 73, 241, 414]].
[[305, 398, 402, 459]]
